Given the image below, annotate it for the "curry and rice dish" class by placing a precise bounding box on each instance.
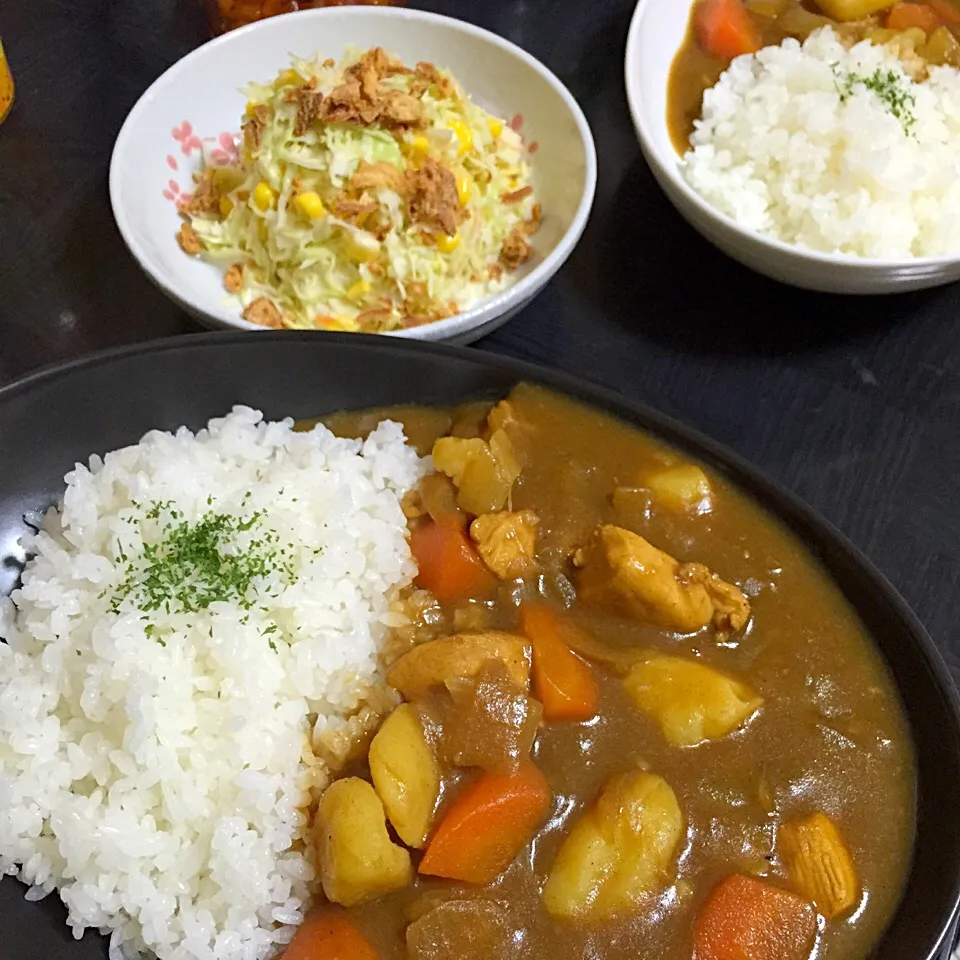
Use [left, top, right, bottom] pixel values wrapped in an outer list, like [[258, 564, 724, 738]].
[[0, 386, 914, 960], [669, 0, 960, 257], [176, 47, 539, 332]]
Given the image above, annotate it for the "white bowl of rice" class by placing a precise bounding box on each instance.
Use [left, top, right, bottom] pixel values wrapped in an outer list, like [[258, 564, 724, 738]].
[[110, 7, 596, 342], [625, 0, 960, 293]]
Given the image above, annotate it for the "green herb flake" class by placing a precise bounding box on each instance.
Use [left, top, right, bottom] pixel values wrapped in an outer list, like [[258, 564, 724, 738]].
[[110, 502, 297, 617], [834, 66, 916, 135]]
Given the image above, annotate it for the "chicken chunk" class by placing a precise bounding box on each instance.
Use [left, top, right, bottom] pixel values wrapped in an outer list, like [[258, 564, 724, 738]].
[[386, 631, 532, 700], [469, 509, 540, 579], [574, 525, 750, 633]]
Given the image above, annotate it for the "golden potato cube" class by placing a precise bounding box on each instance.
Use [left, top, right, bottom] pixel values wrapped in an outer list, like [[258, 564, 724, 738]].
[[779, 812, 860, 918], [816, 0, 895, 20], [624, 656, 763, 747], [314, 777, 413, 906], [432, 432, 521, 516], [543, 771, 684, 920], [386, 631, 532, 701], [369, 704, 440, 849], [645, 464, 712, 513]]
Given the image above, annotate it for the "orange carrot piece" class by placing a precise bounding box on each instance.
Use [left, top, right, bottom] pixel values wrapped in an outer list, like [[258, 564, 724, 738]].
[[695, 0, 762, 61], [926, 0, 960, 23], [519, 604, 600, 722], [283, 914, 378, 960], [409, 518, 494, 604], [885, 2, 942, 30], [418, 764, 551, 883], [692, 874, 817, 960]]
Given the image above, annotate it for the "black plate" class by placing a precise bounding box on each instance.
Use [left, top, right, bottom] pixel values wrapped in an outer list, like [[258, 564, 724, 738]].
[[2, 332, 959, 960]]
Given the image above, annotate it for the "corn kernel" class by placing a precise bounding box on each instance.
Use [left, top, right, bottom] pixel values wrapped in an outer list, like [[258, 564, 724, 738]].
[[245, 101, 260, 118], [273, 69, 303, 89], [409, 135, 430, 161], [253, 181, 276, 211], [449, 120, 473, 156], [294, 190, 326, 220], [219, 197, 234, 217], [346, 279, 371, 301], [437, 230, 461, 254], [455, 171, 472, 206], [487, 117, 504, 138]]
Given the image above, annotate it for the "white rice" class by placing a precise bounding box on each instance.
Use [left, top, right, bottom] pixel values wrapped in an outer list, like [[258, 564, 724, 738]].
[[683, 27, 960, 258], [0, 407, 425, 960]]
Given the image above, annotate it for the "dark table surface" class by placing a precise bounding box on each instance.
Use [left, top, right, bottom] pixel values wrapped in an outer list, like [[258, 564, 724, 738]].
[[1, 0, 959, 676]]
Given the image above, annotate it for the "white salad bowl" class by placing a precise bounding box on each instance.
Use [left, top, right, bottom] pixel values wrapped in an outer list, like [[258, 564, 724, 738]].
[[110, 7, 596, 343], [624, 0, 960, 294]]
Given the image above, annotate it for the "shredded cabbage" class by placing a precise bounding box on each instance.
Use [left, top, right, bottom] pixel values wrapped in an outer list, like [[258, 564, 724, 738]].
[[182, 47, 539, 332]]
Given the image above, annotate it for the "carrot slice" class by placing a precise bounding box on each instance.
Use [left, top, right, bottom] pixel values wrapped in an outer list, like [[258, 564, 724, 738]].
[[409, 518, 494, 604], [692, 874, 817, 960], [885, 2, 942, 30], [695, 0, 762, 61], [283, 914, 378, 960], [418, 764, 551, 883], [519, 604, 600, 722], [928, 0, 960, 23]]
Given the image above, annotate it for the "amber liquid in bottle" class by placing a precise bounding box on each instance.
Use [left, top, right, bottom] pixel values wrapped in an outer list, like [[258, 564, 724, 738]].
[[209, 0, 399, 34], [0, 40, 13, 124]]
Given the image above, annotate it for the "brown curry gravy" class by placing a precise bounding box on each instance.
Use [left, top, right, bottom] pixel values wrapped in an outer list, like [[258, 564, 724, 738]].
[[316, 383, 915, 960]]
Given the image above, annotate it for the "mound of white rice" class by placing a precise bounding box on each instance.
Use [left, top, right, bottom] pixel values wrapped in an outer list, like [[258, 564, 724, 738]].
[[683, 27, 960, 258], [0, 408, 425, 960]]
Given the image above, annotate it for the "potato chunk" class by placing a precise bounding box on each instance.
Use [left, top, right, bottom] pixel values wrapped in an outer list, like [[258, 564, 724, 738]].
[[407, 898, 523, 960], [432, 431, 521, 516], [314, 777, 413, 906], [624, 656, 763, 747], [575, 525, 750, 632], [645, 464, 712, 514], [369, 704, 440, 848], [470, 509, 540, 579], [816, 0, 894, 20], [779, 812, 860, 918], [543, 771, 684, 920], [387, 632, 532, 700]]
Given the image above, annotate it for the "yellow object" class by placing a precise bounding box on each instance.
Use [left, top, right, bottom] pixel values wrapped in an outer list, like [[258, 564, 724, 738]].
[[346, 279, 371, 301], [487, 117, 504, 138], [219, 197, 234, 217], [437, 230, 462, 254], [0, 40, 14, 125], [449, 119, 474, 155], [409, 134, 430, 161], [245, 101, 260, 118], [543, 771, 684, 919], [253, 181, 276, 211], [294, 190, 326, 220], [779, 812, 860, 918], [258, 221, 269, 243], [272, 68, 303, 89], [368, 704, 440, 848], [345, 231, 380, 263], [432, 431, 521, 515], [815, 0, 894, 20], [624, 656, 763, 747], [387, 631, 532, 701], [455, 171, 472, 206], [645, 464, 712, 513], [314, 777, 413, 907]]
